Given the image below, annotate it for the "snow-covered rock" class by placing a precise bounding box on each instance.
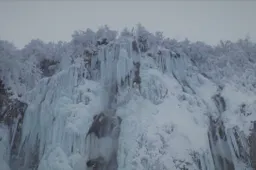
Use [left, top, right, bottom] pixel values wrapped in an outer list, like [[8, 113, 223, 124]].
[[1, 25, 256, 170]]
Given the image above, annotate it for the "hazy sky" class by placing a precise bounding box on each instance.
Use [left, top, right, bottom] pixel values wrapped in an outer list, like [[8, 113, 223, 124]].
[[0, 1, 256, 49]]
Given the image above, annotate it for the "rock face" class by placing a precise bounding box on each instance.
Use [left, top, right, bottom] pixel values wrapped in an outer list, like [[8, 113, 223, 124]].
[[85, 112, 122, 170], [0, 80, 28, 170], [39, 59, 59, 77]]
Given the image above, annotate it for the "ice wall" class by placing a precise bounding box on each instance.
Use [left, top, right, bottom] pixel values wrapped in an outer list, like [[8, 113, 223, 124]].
[[84, 38, 141, 170], [14, 37, 141, 170], [1, 32, 256, 170], [17, 59, 101, 170]]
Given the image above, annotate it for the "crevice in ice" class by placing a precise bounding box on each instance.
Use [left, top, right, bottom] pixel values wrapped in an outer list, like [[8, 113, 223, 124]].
[[132, 40, 139, 53], [212, 94, 226, 114], [132, 61, 141, 90], [86, 112, 122, 139]]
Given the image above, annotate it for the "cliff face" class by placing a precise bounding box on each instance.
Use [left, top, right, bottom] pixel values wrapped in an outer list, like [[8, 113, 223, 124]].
[[1, 27, 256, 170], [0, 80, 27, 170]]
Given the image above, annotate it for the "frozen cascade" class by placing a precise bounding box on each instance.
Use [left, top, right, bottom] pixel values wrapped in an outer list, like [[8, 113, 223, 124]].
[[98, 38, 139, 109], [208, 117, 235, 170], [16, 38, 140, 170], [226, 127, 251, 168], [85, 38, 140, 170], [1, 28, 256, 170], [206, 89, 253, 170], [19, 58, 102, 170], [153, 48, 196, 94]]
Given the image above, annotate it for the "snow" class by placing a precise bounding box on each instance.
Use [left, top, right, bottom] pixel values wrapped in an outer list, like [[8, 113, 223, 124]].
[[1, 25, 256, 170], [222, 83, 256, 136], [0, 161, 11, 170], [68, 153, 86, 170], [116, 59, 212, 170], [38, 146, 73, 170]]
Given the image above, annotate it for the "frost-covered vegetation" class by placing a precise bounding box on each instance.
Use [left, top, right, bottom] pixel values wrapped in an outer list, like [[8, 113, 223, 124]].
[[1, 24, 256, 170], [1, 24, 256, 97]]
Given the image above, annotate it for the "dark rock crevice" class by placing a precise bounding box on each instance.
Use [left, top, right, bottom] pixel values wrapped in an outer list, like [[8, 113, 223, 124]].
[[86, 111, 122, 170], [39, 59, 59, 77], [212, 93, 226, 114], [132, 61, 141, 91], [208, 116, 235, 170]]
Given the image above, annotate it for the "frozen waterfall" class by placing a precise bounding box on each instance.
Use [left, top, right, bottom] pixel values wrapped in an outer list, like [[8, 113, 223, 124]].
[[1, 29, 256, 170]]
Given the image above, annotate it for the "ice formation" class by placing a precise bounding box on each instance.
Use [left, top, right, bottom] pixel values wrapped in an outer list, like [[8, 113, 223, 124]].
[[1, 26, 256, 170]]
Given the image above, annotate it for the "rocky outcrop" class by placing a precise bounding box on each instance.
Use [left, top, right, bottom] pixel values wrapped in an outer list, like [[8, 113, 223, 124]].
[[0, 80, 28, 170], [86, 111, 121, 170], [39, 59, 59, 77]]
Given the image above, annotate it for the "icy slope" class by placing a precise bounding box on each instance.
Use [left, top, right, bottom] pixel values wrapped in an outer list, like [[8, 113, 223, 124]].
[[16, 43, 248, 170], [1, 26, 256, 170], [115, 52, 216, 170]]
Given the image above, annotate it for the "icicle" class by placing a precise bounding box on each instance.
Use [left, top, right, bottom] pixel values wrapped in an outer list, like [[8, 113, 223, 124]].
[[18, 60, 100, 169], [227, 128, 240, 159], [10, 114, 20, 151], [0, 125, 10, 164], [98, 40, 136, 110], [227, 127, 252, 169]]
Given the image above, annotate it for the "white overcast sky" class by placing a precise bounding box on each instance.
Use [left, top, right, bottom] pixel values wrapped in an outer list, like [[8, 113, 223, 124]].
[[0, 1, 256, 49]]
